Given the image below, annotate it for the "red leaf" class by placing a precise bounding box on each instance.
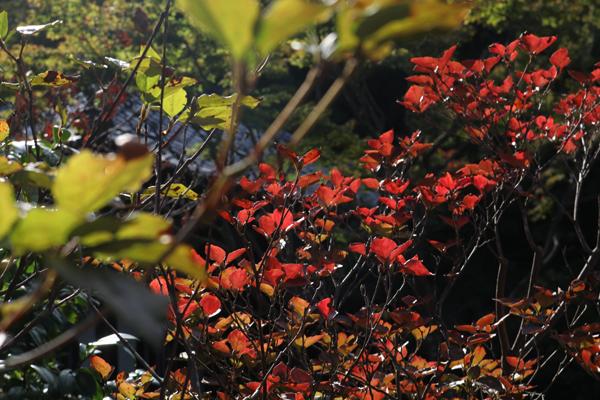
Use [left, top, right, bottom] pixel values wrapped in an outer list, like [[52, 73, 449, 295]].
[[348, 242, 366, 255], [462, 194, 481, 210], [362, 178, 380, 189], [550, 48, 570, 71], [300, 149, 322, 166], [225, 248, 246, 265], [200, 293, 221, 317], [568, 70, 589, 83], [206, 244, 226, 264], [149, 277, 169, 296], [370, 237, 397, 259], [282, 263, 303, 280], [379, 130, 394, 144], [276, 144, 298, 166], [190, 248, 206, 268], [228, 329, 248, 352], [229, 269, 250, 290], [438, 172, 457, 191], [402, 256, 431, 276], [316, 298, 338, 320], [259, 163, 275, 177], [264, 269, 285, 286]]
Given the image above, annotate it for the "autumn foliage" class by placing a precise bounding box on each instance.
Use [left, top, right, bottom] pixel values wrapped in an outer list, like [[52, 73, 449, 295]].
[[2, 1, 600, 398]]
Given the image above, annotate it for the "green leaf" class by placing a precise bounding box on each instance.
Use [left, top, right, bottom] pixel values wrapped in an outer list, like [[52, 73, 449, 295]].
[[11, 162, 55, 189], [0, 11, 8, 38], [178, 0, 260, 60], [16, 20, 62, 35], [256, 0, 332, 56], [74, 368, 102, 399], [136, 72, 160, 94], [139, 44, 162, 60], [68, 54, 107, 70], [141, 183, 199, 201], [73, 213, 204, 279], [178, 93, 262, 131], [29, 71, 80, 87], [127, 56, 162, 77], [161, 89, 187, 117], [0, 157, 22, 176], [52, 150, 154, 216], [1, 81, 20, 90], [55, 99, 67, 126], [144, 76, 198, 103], [9, 209, 81, 254], [0, 181, 18, 240]]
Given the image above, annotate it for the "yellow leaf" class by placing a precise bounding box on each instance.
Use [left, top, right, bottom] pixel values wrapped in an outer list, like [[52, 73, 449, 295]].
[[53, 150, 154, 215], [0, 181, 18, 240], [29, 70, 80, 86], [141, 183, 199, 201], [0, 157, 22, 176], [0, 119, 8, 141]]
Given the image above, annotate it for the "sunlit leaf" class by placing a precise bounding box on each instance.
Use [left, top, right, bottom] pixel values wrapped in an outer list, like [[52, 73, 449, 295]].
[[0, 119, 6, 142], [53, 150, 154, 215], [29, 71, 80, 87], [178, 93, 261, 131], [90, 356, 113, 380], [161, 89, 188, 117], [141, 183, 199, 201], [9, 209, 81, 254], [16, 20, 62, 35], [118, 381, 136, 399], [178, 0, 260, 60], [336, 0, 469, 61], [105, 57, 130, 69], [68, 54, 107, 70], [144, 76, 199, 103], [0, 157, 22, 176], [255, 0, 332, 56], [0, 181, 18, 240]]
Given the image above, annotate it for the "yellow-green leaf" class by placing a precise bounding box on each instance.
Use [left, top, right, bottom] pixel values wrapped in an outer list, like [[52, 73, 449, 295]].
[[336, 0, 469, 61], [0, 181, 18, 240], [12, 162, 55, 189], [10, 209, 81, 254], [83, 213, 204, 279], [256, 0, 332, 56], [29, 71, 80, 87], [0, 157, 21, 176], [162, 89, 187, 117], [141, 183, 199, 201], [178, 0, 260, 60], [0, 11, 8, 38], [144, 76, 199, 103], [178, 93, 261, 131], [53, 150, 154, 216]]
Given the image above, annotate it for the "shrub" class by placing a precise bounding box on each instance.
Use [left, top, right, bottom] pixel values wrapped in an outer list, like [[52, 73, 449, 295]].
[[1, 1, 599, 400]]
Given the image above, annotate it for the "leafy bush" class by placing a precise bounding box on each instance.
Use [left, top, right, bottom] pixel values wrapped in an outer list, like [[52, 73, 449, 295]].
[[1, 1, 599, 399]]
